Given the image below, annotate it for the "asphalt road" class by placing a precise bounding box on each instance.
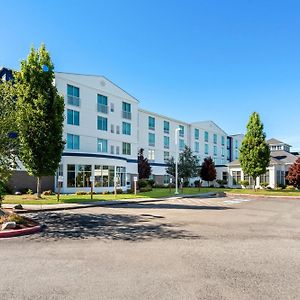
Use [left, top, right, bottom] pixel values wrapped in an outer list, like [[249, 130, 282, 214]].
[[1, 196, 300, 300]]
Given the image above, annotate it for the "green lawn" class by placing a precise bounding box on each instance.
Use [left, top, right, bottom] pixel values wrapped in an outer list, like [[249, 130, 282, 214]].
[[2, 187, 300, 205]]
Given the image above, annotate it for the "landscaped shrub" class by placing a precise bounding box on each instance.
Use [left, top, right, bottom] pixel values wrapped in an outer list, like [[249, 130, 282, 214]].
[[240, 180, 249, 188], [116, 188, 123, 194], [76, 191, 87, 195], [147, 179, 155, 187], [260, 182, 269, 189], [139, 187, 152, 192], [216, 179, 227, 188], [138, 179, 149, 188], [42, 190, 54, 196], [102, 191, 110, 195], [286, 185, 295, 190], [154, 184, 169, 188], [126, 188, 134, 194], [194, 180, 201, 188], [277, 184, 286, 189], [0, 213, 26, 225], [19, 187, 31, 194]]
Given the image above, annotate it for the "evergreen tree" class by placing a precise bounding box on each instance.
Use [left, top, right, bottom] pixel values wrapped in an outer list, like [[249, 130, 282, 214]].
[[239, 112, 270, 188], [14, 44, 65, 198], [286, 157, 300, 188], [138, 148, 152, 179], [199, 157, 216, 186]]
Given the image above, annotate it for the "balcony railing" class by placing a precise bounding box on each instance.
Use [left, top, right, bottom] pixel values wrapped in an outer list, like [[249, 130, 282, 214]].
[[122, 111, 131, 120], [67, 95, 80, 106], [97, 104, 108, 114]]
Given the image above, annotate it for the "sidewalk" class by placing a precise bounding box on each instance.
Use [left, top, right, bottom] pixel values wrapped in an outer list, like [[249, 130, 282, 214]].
[[2, 192, 221, 213]]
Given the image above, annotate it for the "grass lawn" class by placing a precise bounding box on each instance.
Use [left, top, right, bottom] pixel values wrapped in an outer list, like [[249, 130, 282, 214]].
[[2, 187, 300, 205]]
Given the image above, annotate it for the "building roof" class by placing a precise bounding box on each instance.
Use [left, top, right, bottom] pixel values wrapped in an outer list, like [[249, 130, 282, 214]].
[[267, 138, 291, 147]]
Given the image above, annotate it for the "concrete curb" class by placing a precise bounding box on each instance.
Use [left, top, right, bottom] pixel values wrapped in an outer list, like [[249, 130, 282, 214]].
[[225, 192, 300, 199]]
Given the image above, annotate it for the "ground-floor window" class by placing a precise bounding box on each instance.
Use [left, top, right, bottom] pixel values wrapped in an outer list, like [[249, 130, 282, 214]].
[[67, 165, 92, 188], [276, 170, 285, 186], [232, 171, 241, 185], [94, 165, 126, 187], [222, 172, 228, 182], [260, 170, 270, 184], [244, 175, 255, 186], [164, 175, 170, 185]]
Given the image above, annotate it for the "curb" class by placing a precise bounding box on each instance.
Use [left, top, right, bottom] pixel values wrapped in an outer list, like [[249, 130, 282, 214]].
[[0, 223, 42, 238], [225, 192, 300, 199]]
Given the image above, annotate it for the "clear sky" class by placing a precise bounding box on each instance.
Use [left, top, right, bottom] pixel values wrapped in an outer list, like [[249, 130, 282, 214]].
[[2, 0, 299, 149]]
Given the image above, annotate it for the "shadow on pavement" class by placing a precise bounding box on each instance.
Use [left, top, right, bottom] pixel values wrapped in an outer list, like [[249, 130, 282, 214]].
[[25, 212, 201, 241]]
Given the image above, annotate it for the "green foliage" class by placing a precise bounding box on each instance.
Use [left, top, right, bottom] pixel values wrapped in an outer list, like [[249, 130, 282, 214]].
[[199, 157, 216, 184], [138, 179, 149, 188], [260, 182, 269, 188], [239, 112, 270, 184], [138, 148, 152, 179], [139, 187, 152, 192], [286, 157, 300, 188], [166, 146, 199, 181], [76, 191, 88, 195], [240, 180, 249, 187], [14, 44, 65, 196]]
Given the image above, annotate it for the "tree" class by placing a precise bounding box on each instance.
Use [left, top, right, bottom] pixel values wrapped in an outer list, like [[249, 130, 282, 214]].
[[239, 112, 270, 189], [199, 157, 216, 186], [14, 44, 65, 198], [286, 157, 300, 188], [138, 148, 152, 179], [0, 81, 18, 200], [166, 146, 199, 184]]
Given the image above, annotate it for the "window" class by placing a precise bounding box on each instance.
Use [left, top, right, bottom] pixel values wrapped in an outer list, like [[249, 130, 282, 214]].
[[227, 149, 231, 160], [148, 116, 155, 130], [164, 151, 169, 163], [232, 171, 241, 185], [235, 149, 239, 159], [213, 134, 217, 144], [164, 121, 170, 134], [94, 165, 125, 187], [164, 175, 170, 185], [179, 125, 184, 137], [179, 139, 185, 151], [97, 139, 108, 153], [67, 134, 80, 150], [222, 172, 228, 182], [110, 103, 114, 112], [122, 122, 131, 135], [122, 102, 131, 119], [221, 147, 225, 157], [164, 136, 170, 149], [116, 125, 120, 134], [67, 84, 80, 106], [221, 136, 225, 146], [205, 143, 209, 154], [148, 133, 155, 146], [214, 145, 217, 156], [67, 165, 91, 188], [111, 124, 114, 133], [97, 116, 107, 131], [116, 146, 120, 155], [260, 171, 270, 184], [148, 149, 155, 161], [195, 141, 199, 153], [122, 142, 131, 155], [97, 94, 108, 114], [194, 128, 199, 140], [205, 131, 209, 142], [67, 109, 79, 126], [110, 145, 114, 154], [235, 140, 238, 149]]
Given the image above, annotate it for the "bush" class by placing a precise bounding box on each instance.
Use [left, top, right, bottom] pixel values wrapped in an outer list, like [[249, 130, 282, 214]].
[[138, 179, 148, 188], [216, 179, 227, 187], [277, 184, 286, 189], [147, 179, 155, 187], [116, 188, 123, 194], [126, 188, 134, 194], [87, 191, 96, 195], [42, 190, 54, 196], [240, 180, 249, 187], [286, 185, 295, 190], [139, 187, 152, 192], [102, 191, 110, 195], [0, 213, 26, 225], [260, 182, 269, 188], [76, 191, 87, 195], [19, 187, 31, 194]]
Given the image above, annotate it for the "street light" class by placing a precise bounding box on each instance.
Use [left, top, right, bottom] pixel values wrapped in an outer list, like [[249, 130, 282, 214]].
[[175, 127, 181, 194]]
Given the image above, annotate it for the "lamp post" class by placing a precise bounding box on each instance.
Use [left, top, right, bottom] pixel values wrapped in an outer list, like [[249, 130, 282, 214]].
[[175, 127, 181, 194]]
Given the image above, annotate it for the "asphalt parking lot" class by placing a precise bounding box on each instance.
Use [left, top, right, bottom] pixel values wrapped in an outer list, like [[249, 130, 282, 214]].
[[1, 196, 300, 299]]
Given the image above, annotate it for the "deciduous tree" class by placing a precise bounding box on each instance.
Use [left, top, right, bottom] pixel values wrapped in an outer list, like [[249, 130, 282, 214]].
[[286, 157, 300, 188], [138, 148, 152, 179], [199, 157, 216, 186]]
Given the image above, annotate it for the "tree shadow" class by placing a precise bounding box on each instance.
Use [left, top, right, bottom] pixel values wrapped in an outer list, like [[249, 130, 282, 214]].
[[24, 212, 201, 241]]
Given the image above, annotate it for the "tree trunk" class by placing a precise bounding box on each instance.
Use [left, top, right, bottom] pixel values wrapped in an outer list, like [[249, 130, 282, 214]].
[[37, 176, 42, 198]]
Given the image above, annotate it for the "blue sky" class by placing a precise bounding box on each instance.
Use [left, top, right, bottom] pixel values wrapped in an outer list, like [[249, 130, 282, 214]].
[[2, 0, 300, 149]]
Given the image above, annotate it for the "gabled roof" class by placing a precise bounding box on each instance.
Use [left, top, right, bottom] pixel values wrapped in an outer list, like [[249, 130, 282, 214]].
[[267, 138, 286, 145]]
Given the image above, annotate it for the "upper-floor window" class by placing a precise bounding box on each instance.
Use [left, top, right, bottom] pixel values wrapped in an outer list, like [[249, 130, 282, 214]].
[[164, 121, 170, 134], [205, 143, 209, 154], [213, 134, 217, 144], [67, 109, 80, 126], [214, 145, 217, 156], [67, 134, 80, 150], [122, 142, 131, 155], [122, 122, 131, 135], [164, 136, 170, 149], [97, 139, 108, 153], [97, 94, 108, 114], [221, 147, 225, 157], [179, 125, 184, 137], [164, 151, 169, 163], [110, 103, 114, 112], [195, 141, 200, 153], [148, 116, 155, 130], [116, 125, 120, 134], [235, 140, 238, 149], [205, 131, 209, 142], [67, 84, 80, 106], [194, 128, 199, 140], [148, 133, 155, 147], [221, 136, 225, 146], [122, 102, 131, 120], [97, 116, 107, 131], [179, 139, 185, 151], [148, 149, 155, 161]]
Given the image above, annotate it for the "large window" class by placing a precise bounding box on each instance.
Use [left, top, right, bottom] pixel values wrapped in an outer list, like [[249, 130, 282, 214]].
[[194, 128, 199, 140], [179, 139, 185, 151], [164, 175, 170, 185], [205, 143, 209, 154], [232, 171, 241, 185], [148, 116, 155, 130], [204, 131, 209, 142], [164, 136, 170, 149], [67, 134, 80, 150], [221, 136, 225, 146], [67, 164, 91, 188], [97, 94, 108, 114], [195, 141, 199, 153], [213, 134, 217, 144], [122, 122, 131, 135], [214, 145, 217, 156], [164, 121, 170, 134], [149, 133, 155, 146], [122, 142, 131, 155], [179, 125, 184, 137], [67, 109, 80, 126], [164, 151, 169, 163], [97, 139, 108, 153], [260, 171, 270, 184], [97, 116, 108, 131], [122, 102, 131, 119], [67, 84, 80, 106], [148, 149, 155, 161]]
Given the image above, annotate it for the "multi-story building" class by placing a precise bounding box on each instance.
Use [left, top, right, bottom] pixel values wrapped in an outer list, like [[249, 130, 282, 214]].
[[1, 67, 246, 193]]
